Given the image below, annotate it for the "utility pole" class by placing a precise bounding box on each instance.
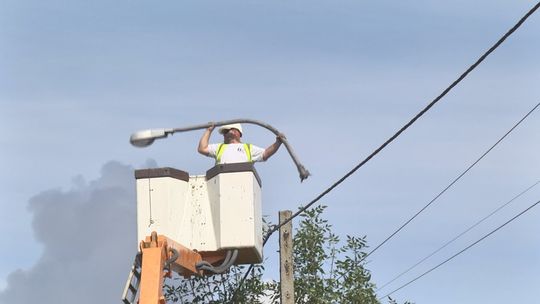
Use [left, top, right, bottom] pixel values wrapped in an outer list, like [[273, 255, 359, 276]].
[[279, 210, 294, 304]]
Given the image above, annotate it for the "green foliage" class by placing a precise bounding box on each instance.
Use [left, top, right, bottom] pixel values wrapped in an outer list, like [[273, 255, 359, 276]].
[[164, 264, 274, 303], [163, 205, 412, 304], [288, 205, 379, 304]]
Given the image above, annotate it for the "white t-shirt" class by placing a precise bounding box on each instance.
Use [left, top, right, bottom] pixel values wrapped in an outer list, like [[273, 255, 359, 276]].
[[207, 143, 265, 164]]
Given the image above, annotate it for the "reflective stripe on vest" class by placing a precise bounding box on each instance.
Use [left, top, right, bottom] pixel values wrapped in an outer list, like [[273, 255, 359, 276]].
[[215, 143, 252, 164]]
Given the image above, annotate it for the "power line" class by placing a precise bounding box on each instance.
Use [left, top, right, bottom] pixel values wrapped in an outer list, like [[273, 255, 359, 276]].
[[362, 101, 539, 261], [379, 198, 540, 300], [264, 1, 540, 243], [376, 180, 540, 292], [228, 2, 540, 301], [229, 101, 539, 304]]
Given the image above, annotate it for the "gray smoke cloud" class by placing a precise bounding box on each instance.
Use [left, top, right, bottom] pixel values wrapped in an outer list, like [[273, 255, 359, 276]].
[[0, 161, 150, 304]]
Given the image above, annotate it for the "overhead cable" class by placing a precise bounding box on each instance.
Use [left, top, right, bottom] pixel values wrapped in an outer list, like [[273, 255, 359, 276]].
[[379, 198, 540, 300], [228, 2, 540, 301], [264, 2, 540, 241], [362, 101, 540, 261], [239, 101, 538, 295], [377, 180, 540, 292]]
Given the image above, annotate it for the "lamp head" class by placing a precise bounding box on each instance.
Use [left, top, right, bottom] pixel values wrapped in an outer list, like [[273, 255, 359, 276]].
[[130, 129, 169, 147]]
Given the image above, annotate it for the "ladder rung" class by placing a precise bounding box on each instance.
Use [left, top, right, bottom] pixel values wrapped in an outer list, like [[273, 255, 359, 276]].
[[122, 259, 142, 304]]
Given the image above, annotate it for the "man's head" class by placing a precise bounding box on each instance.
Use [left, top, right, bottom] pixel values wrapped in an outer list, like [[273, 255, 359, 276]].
[[219, 123, 243, 143]]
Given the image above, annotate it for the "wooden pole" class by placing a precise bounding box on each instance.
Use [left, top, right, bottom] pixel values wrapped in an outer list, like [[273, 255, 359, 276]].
[[279, 210, 294, 304]]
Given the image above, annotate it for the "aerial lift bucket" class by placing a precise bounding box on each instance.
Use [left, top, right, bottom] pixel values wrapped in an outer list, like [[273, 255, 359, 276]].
[[123, 163, 266, 304]]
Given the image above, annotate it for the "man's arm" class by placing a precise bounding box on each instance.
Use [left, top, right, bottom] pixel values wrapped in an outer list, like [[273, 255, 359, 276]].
[[198, 124, 215, 156], [262, 133, 285, 161]]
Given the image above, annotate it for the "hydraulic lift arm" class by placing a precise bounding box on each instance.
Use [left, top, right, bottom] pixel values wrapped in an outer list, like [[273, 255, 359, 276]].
[[140, 231, 206, 304], [123, 232, 231, 304]]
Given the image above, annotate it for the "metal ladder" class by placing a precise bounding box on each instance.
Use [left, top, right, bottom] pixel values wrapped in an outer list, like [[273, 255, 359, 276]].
[[121, 254, 142, 304]]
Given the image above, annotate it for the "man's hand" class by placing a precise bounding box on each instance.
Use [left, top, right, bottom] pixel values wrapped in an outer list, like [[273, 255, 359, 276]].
[[199, 122, 215, 156], [276, 133, 286, 144], [263, 133, 286, 161]]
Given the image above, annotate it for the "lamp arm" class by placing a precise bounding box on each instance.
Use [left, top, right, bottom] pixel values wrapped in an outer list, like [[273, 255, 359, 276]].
[[169, 119, 310, 182]]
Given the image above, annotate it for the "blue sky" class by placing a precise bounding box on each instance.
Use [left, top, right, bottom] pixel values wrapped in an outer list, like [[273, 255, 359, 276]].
[[1, 1, 539, 303]]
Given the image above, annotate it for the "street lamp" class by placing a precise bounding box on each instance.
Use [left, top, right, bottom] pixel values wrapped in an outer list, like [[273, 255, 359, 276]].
[[130, 129, 173, 147], [129, 119, 310, 181]]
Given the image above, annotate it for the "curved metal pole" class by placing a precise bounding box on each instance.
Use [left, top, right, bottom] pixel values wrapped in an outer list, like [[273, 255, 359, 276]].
[[131, 119, 310, 181]]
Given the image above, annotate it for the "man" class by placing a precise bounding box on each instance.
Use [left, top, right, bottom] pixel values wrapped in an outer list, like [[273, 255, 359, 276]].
[[198, 123, 284, 164]]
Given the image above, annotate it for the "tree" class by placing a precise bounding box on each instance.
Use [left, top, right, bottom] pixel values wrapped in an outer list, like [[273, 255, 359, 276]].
[[164, 205, 412, 304], [276, 205, 380, 304], [164, 264, 270, 304]]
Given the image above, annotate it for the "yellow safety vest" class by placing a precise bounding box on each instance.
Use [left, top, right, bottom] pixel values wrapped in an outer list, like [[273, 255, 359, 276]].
[[216, 143, 252, 164]]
